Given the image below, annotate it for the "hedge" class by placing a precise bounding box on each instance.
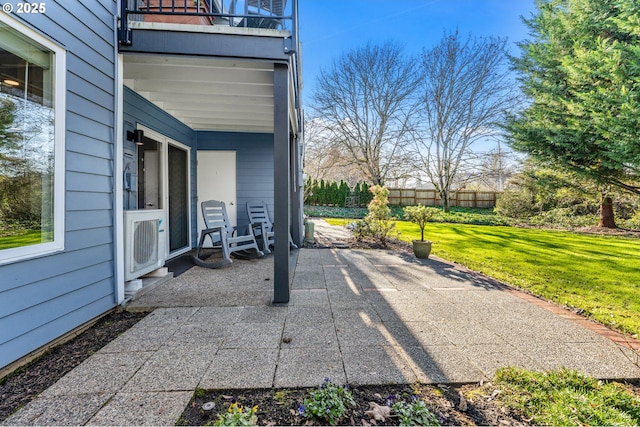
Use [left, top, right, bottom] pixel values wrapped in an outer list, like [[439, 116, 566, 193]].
[[304, 179, 373, 207]]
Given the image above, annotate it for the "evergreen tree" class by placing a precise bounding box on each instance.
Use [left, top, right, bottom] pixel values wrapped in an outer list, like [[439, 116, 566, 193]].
[[506, 0, 640, 227], [318, 179, 326, 205], [360, 182, 373, 206], [353, 182, 362, 207], [339, 180, 349, 207], [329, 181, 339, 205]]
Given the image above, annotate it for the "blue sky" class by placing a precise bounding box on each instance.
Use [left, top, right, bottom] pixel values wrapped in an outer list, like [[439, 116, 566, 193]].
[[298, 0, 538, 101]]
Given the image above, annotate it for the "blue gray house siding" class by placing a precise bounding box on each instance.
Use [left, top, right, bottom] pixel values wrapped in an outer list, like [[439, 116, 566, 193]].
[[196, 131, 275, 234], [0, 1, 119, 370]]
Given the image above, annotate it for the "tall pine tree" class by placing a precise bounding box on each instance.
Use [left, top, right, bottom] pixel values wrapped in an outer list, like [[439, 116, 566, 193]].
[[506, 0, 640, 227]]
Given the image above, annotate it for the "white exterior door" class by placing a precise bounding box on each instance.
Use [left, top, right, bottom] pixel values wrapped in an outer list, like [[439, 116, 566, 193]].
[[197, 151, 237, 237]]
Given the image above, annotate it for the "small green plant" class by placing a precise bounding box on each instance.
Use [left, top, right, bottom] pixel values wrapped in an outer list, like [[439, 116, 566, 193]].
[[212, 402, 258, 426], [403, 204, 438, 241], [391, 397, 441, 426], [273, 390, 291, 405], [299, 377, 356, 425]]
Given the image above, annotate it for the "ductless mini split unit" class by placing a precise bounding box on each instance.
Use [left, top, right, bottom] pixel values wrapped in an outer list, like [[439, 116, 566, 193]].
[[123, 210, 167, 282]]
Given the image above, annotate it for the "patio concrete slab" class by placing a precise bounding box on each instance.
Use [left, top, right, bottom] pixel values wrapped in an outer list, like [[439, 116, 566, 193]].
[[4, 394, 112, 426], [289, 288, 330, 306], [286, 305, 334, 324], [86, 391, 192, 426], [341, 345, 418, 385], [405, 345, 485, 384], [122, 345, 218, 392], [220, 321, 284, 349], [282, 321, 339, 348], [199, 348, 279, 389], [274, 347, 346, 388], [335, 319, 389, 347], [460, 343, 543, 377], [4, 219, 640, 425], [384, 321, 454, 347], [39, 352, 153, 398]]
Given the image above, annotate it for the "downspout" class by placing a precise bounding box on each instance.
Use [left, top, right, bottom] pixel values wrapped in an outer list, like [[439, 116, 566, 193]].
[[292, 0, 298, 53], [113, 7, 125, 304]]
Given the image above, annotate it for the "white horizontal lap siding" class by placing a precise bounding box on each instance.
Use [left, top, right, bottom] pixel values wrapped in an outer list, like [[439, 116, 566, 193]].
[[0, 0, 119, 370]]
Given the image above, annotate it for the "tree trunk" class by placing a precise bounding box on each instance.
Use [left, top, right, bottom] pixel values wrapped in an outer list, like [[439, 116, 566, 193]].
[[598, 195, 617, 228], [441, 189, 451, 213]]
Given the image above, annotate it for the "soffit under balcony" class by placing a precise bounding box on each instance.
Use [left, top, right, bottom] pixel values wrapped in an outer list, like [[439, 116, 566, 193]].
[[123, 54, 275, 133]]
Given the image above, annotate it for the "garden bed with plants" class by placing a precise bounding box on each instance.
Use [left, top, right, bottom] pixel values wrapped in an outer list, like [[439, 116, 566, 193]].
[[177, 380, 523, 426], [178, 370, 640, 426]]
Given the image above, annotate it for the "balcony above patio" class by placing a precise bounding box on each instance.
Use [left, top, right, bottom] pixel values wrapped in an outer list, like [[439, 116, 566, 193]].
[[120, 0, 295, 42]]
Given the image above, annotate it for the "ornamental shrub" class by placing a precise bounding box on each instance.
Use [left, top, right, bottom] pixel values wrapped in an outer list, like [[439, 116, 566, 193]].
[[352, 185, 397, 246]]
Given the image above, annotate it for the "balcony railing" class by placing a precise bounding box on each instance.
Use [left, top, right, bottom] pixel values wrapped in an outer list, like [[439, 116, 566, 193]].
[[119, 0, 296, 44]]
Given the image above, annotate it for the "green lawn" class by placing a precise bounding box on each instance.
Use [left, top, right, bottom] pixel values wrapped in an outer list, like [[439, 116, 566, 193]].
[[493, 367, 640, 426], [0, 229, 48, 250], [326, 218, 640, 337]]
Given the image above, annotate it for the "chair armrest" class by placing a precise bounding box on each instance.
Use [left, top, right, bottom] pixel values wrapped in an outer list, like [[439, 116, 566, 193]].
[[232, 224, 252, 236], [202, 226, 224, 235]]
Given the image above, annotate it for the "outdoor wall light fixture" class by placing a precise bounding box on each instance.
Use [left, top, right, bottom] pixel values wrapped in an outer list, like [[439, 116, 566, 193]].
[[127, 129, 144, 145]]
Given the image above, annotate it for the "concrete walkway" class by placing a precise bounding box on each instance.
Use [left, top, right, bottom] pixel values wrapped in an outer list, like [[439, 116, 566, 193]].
[[4, 220, 640, 425]]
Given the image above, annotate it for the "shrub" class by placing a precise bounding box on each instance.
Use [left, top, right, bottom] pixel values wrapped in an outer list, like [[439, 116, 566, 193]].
[[352, 185, 397, 246], [494, 189, 537, 218], [528, 208, 598, 228], [621, 210, 640, 230]]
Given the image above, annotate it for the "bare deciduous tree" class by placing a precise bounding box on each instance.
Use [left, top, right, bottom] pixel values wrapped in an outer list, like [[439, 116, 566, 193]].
[[413, 31, 518, 211], [311, 41, 419, 185], [303, 117, 368, 185]]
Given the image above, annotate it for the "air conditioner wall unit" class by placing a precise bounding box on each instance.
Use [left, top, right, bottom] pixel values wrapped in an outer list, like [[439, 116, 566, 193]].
[[124, 209, 166, 281]]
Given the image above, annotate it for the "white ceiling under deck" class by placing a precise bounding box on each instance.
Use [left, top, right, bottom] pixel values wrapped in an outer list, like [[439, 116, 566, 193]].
[[123, 54, 275, 133]]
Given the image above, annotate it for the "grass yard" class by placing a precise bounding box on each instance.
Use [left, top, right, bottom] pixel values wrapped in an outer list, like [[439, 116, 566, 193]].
[[326, 218, 640, 337], [0, 229, 47, 250], [493, 367, 640, 426]]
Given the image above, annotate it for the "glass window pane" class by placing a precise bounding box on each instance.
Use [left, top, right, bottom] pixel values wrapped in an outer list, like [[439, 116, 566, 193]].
[[0, 23, 55, 250]]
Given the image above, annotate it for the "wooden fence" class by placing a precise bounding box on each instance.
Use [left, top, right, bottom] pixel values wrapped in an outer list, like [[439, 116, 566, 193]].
[[387, 188, 500, 208]]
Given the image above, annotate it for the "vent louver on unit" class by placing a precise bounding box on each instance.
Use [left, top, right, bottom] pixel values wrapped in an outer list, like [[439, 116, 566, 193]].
[[124, 210, 166, 281], [132, 219, 158, 268]]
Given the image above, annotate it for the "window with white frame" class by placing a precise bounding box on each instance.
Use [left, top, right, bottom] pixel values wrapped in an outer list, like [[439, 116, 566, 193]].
[[0, 15, 65, 264]]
